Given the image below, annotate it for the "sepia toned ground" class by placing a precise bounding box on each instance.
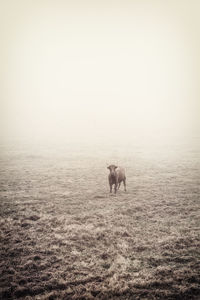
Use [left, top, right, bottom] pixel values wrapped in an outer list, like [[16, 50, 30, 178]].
[[0, 144, 200, 299]]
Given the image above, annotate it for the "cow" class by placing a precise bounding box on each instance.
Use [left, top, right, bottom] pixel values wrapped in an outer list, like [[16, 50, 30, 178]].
[[107, 164, 126, 194]]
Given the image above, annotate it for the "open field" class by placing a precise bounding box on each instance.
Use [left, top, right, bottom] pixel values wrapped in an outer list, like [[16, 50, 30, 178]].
[[0, 143, 200, 299]]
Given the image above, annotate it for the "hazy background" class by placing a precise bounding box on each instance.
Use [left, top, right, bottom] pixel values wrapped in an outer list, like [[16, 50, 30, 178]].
[[1, 0, 200, 151]]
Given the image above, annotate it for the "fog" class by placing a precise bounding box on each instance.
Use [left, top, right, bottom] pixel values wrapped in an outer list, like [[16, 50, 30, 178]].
[[1, 0, 200, 150]]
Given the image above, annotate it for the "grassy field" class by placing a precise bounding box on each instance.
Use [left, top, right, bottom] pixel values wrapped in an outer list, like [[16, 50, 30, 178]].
[[0, 143, 200, 299]]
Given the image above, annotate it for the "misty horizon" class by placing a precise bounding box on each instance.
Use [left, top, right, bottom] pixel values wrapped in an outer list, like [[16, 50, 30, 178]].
[[1, 0, 200, 149]]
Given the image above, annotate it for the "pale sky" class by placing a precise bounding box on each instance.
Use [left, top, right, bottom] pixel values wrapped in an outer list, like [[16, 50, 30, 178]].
[[1, 0, 200, 146]]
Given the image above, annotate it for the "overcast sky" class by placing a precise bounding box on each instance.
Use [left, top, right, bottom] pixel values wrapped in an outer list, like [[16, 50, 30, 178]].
[[1, 0, 200, 146]]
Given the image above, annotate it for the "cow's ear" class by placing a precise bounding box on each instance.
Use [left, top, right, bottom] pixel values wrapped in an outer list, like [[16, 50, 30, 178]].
[[107, 166, 110, 170], [114, 166, 118, 169]]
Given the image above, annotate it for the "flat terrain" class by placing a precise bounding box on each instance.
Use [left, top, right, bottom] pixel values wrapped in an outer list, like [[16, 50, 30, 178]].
[[0, 144, 200, 299]]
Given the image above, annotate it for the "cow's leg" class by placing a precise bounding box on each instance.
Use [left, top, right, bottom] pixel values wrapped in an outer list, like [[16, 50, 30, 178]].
[[114, 182, 117, 194], [123, 178, 126, 191], [109, 184, 112, 193], [118, 182, 121, 189]]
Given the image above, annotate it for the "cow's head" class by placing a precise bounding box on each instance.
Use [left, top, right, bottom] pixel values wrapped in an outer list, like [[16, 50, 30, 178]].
[[107, 165, 118, 176]]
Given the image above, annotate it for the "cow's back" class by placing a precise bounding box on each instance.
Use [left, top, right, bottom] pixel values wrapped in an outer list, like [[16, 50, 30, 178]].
[[116, 167, 126, 183]]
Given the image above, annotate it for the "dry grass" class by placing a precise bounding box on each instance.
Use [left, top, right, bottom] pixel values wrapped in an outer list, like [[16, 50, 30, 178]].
[[0, 145, 200, 299]]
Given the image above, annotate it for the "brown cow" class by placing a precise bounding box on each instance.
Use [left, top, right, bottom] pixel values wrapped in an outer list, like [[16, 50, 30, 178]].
[[107, 164, 126, 193]]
